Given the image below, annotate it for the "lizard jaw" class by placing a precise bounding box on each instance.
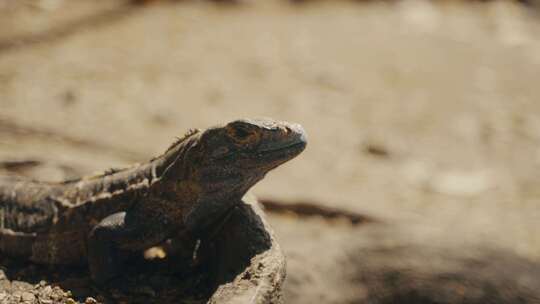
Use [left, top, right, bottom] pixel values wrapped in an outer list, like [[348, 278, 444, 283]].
[[250, 125, 307, 166]]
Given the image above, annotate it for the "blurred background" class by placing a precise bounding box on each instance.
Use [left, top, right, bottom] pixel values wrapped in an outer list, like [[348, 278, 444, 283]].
[[1, 0, 540, 303]]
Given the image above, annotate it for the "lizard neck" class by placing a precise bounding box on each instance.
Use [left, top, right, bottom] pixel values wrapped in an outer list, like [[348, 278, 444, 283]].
[[56, 134, 201, 205], [151, 132, 201, 183]]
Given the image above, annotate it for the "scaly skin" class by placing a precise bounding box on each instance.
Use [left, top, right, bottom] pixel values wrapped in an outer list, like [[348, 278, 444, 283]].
[[0, 118, 307, 284]]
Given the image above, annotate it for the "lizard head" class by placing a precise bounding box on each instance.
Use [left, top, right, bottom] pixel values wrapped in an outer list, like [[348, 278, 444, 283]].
[[192, 118, 307, 197], [158, 118, 306, 230]]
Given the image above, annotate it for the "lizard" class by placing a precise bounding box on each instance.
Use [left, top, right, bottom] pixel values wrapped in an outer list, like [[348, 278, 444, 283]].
[[0, 118, 307, 284]]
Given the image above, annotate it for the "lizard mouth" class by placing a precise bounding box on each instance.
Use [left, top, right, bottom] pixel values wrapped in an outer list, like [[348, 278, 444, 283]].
[[257, 140, 306, 154], [255, 124, 307, 156], [256, 125, 308, 162], [258, 141, 306, 155], [253, 138, 307, 163]]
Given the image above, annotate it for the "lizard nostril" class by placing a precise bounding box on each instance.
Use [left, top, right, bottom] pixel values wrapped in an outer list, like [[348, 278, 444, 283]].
[[284, 126, 292, 134], [278, 126, 293, 137]]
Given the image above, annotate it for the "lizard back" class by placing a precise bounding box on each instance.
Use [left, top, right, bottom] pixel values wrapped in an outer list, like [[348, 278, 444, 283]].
[[0, 161, 157, 234], [0, 176, 62, 233]]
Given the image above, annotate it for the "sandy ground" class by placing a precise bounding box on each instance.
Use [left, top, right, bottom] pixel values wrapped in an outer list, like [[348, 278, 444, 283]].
[[1, 0, 540, 303]]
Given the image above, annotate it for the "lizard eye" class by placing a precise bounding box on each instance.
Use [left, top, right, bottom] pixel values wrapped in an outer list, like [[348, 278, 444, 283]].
[[228, 124, 257, 144], [234, 127, 250, 139]]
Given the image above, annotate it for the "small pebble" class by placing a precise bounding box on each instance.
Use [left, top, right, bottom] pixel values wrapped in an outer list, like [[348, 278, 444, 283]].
[[85, 297, 98, 304], [21, 291, 36, 302], [66, 298, 77, 304], [144, 246, 166, 260], [364, 143, 390, 158], [41, 285, 53, 294]]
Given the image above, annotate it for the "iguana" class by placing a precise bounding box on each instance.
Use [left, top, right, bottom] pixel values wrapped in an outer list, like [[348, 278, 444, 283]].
[[0, 118, 307, 284]]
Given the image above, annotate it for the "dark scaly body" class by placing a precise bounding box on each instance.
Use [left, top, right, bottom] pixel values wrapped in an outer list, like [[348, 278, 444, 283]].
[[0, 140, 193, 265], [0, 118, 307, 283]]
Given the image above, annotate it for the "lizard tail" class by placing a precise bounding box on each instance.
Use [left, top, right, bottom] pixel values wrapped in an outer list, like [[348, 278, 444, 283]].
[[0, 229, 35, 258]]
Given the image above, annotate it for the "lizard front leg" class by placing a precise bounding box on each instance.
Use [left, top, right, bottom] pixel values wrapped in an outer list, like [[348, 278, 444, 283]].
[[87, 210, 172, 284]]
